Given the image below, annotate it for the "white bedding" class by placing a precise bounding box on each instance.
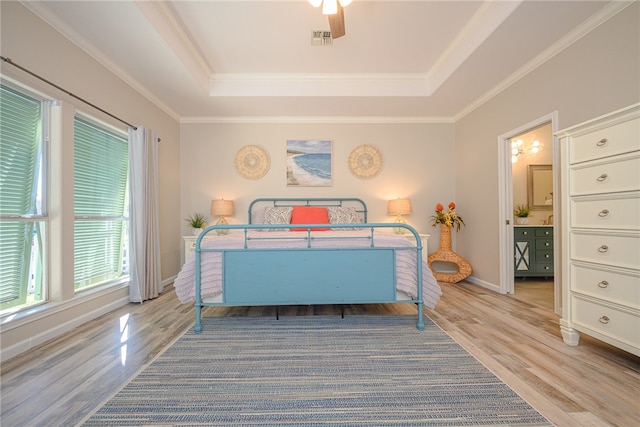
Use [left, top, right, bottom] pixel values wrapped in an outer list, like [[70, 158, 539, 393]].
[[174, 229, 442, 309]]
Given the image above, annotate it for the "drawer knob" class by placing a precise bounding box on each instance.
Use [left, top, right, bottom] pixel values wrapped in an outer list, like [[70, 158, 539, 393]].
[[545, 254, 550, 259], [598, 245, 609, 253], [596, 138, 608, 147], [597, 280, 609, 288], [599, 315, 610, 324], [596, 173, 608, 182], [598, 209, 610, 217], [191, 243, 196, 248], [523, 231, 528, 235]]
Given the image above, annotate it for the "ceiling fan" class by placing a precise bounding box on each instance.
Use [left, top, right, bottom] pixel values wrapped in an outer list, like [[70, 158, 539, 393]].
[[308, 0, 352, 39]]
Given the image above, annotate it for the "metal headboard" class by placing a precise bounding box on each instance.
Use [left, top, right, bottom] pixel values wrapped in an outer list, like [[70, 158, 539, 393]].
[[248, 198, 368, 223]]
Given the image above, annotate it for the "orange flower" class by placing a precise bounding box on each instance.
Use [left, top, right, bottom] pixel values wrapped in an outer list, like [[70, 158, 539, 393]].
[[430, 202, 465, 231]]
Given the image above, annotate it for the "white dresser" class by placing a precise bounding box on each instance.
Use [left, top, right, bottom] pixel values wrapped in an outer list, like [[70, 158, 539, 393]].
[[557, 103, 640, 356]]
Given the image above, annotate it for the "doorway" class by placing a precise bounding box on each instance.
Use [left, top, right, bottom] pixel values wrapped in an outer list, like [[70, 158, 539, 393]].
[[497, 112, 561, 315]]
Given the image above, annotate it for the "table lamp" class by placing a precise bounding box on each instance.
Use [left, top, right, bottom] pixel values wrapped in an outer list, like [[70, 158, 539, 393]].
[[387, 198, 412, 234], [210, 199, 235, 235]]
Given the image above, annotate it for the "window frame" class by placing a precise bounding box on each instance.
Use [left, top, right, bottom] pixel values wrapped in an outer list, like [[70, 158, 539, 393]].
[[72, 113, 129, 292], [0, 80, 50, 313]]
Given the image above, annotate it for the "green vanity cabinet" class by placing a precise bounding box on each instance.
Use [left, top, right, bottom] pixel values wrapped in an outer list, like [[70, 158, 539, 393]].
[[514, 226, 554, 278]]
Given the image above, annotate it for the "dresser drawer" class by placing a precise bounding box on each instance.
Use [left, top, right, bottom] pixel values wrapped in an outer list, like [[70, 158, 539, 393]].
[[535, 228, 553, 237], [570, 154, 640, 196], [571, 295, 640, 351], [571, 263, 640, 310], [536, 249, 553, 263], [535, 260, 554, 275], [571, 231, 640, 270], [514, 227, 535, 239], [571, 193, 640, 230], [535, 238, 553, 250], [570, 117, 639, 164]]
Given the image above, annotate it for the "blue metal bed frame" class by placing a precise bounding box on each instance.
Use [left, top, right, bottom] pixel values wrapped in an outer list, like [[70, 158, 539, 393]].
[[194, 198, 425, 332]]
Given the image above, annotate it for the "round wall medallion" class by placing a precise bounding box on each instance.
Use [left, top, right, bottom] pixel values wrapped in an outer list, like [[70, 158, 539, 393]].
[[348, 144, 383, 179], [234, 145, 270, 180]]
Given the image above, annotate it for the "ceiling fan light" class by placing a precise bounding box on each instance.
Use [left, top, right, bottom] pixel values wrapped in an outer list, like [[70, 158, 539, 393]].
[[322, 0, 338, 15], [308, 0, 323, 7], [338, 0, 352, 7]]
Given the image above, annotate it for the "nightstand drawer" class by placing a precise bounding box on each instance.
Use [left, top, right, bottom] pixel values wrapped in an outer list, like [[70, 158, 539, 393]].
[[570, 194, 640, 230], [570, 154, 640, 196], [570, 117, 639, 164]]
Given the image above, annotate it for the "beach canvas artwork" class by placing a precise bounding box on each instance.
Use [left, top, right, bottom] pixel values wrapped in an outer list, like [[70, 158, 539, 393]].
[[286, 140, 332, 186]]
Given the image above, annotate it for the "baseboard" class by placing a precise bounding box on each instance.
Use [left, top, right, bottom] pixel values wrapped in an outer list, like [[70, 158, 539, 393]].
[[163, 275, 176, 288], [465, 275, 501, 293]]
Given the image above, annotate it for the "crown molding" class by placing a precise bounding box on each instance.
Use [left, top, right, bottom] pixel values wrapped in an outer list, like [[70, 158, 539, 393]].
[[180, 115, 454, 124], [21, 1, 182, 123], [453, 0, 635, 122]]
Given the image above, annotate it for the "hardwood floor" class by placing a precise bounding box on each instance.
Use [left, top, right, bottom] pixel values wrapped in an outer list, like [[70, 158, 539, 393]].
[[1, 280, 638, 427]]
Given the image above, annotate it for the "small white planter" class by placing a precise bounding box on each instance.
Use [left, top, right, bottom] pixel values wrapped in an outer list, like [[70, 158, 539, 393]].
[[515, 217, 529, 225], [191, 227, 203, 236]]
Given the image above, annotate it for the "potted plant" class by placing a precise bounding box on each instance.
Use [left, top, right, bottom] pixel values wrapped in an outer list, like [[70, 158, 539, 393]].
[[513, 204, 531, 225], [186, 212, 207, 235]]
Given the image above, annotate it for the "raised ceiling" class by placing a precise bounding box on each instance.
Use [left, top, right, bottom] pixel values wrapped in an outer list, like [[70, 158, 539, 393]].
[[22, 0, 626, 122]]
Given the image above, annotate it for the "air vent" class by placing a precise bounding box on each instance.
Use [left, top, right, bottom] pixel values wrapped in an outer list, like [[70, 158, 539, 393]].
[[311, 30, 332, 46]]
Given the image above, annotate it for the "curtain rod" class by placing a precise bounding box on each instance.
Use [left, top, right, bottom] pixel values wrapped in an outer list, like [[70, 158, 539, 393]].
[[1, 55, 137, 130]]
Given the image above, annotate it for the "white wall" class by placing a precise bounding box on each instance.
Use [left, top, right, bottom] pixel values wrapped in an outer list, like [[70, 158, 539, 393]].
[[1, 2, 181, 359], [180, 122, 455, 257], [454, 3, 639, 287]]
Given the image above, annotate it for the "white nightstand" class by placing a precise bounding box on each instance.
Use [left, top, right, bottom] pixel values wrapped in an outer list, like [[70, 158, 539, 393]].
[[402, 233, 430, 261], [182, 234, 213, 265]]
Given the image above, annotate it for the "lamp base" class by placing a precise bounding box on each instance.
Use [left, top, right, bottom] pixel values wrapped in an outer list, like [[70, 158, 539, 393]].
[[215, 217, 229, 235], [393, 215, 405, 234]]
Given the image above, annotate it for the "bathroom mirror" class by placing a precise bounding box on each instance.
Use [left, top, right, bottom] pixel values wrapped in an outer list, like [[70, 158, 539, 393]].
[[528, 165, 553, 209]]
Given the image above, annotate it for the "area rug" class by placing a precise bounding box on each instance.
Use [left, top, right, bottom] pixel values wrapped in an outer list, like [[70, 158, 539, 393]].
[[81, 315, 553, 426]]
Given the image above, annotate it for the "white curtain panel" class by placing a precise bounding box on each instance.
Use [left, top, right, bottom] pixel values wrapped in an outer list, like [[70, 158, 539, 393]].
[[128, 127, 162, 302]]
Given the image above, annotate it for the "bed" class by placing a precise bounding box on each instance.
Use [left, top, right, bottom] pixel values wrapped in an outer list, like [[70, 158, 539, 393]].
[[173, 198, 442, 332]]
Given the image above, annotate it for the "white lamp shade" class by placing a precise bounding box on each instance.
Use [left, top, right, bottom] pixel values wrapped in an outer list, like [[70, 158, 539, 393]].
[[387, 198, 412, 216], [211, 199, 235, 217]]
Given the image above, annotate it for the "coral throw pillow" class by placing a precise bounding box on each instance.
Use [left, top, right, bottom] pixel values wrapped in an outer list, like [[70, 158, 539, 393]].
[[290, 206, 330, 231]]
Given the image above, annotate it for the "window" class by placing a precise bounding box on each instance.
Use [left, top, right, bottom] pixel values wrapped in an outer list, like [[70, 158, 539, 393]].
[[0, 83, 48, 312], [73, 116, 129, 290]]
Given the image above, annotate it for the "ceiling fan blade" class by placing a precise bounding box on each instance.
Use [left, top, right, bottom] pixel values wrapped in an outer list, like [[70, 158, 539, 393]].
[[328, 3, 345, 39]]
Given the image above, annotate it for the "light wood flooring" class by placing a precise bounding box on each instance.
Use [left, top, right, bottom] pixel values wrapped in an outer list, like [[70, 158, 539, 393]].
[[1, 279, 638, 427]]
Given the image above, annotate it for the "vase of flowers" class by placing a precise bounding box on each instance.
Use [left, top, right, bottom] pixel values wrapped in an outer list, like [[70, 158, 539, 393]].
[[430, 202, 465, 251]]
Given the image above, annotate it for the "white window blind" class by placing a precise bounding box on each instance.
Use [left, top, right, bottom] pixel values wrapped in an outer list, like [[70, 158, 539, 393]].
[[73, 117, 128, 290], [0, 84, 46, 311]]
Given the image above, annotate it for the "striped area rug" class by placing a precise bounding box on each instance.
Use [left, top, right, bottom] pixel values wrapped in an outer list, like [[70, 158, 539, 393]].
[[82, 315, 553, 426]]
